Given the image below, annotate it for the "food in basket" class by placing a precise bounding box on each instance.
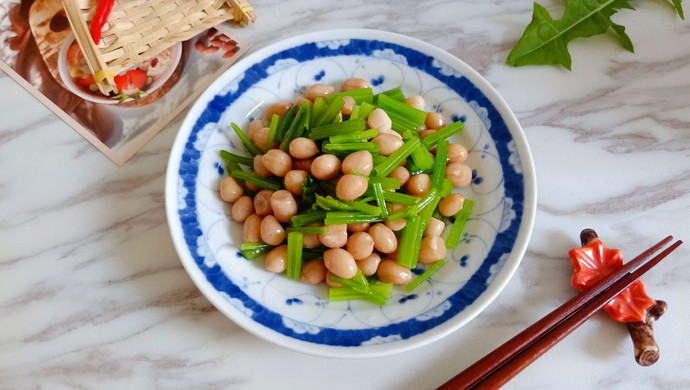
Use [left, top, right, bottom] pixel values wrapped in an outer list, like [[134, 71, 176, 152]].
[[219, 79, 474, 305], [64, 40, 179, 102]]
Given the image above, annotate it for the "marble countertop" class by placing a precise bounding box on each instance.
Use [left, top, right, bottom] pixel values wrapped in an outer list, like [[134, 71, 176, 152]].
[[2, 0, 689, 388]]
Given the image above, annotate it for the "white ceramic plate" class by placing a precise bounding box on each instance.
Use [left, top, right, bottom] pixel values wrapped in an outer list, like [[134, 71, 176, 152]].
[[165, 29, 536, 358]]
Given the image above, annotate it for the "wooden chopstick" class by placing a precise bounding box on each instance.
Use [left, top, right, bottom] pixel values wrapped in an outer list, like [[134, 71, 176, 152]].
[[437, 236, 682, 390]]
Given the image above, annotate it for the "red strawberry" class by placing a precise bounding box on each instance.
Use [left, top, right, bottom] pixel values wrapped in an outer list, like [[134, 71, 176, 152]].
[[113, 68, 147, 102]]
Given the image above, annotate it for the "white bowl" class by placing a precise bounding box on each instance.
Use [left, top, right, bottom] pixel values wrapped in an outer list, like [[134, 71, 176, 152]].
[[57, 33, 182, 104], [165, 29, 536, 358]]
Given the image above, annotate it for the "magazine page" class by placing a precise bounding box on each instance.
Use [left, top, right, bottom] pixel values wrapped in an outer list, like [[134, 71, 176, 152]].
[[0, 0, 250, 165]]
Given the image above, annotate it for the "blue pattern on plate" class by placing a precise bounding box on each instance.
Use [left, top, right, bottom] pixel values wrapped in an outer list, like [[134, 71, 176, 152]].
[[176, 38, 524, 346]]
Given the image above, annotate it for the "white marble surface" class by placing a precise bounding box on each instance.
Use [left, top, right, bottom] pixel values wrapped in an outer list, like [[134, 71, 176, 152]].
[[1, 0, 689, 388]]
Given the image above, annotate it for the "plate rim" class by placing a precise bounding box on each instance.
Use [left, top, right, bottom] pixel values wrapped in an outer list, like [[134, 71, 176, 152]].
[[165, 28, 537, 358]]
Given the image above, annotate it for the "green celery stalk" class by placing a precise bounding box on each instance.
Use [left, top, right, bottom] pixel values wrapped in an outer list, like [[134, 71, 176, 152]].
[[240, 242, 274, 259], [313, 95, 345, 127], [382, 191, 418, 205], [310, 119, 365, 140], [324, 212, 384, 225], [410, 138, 435, 170], [374, 137, 421, 176], [330, 273, 388, 305], [329, 129, 378, 144], [290, 209, 327, 227], [349, 105, 360, 120], [275, 105, 298, 140], [286, 231, 304, 280], [229, 170, 282, 190], [445, 199, 474, 249], [358, 101, 377, 119], [265, 114, 280, 152], [396, 215, 423, 268], [220, 150, 253, 166], [327, 87, 374, 105], [280, 102, 311, 151], [440, 178, 454, 197], [378, 87, 405, 101], [421, 121, 464, 148], [310, 98, 326, 128], [231, 122, 262, 156], [298, 174, 317, 212], [323, 142, 379, 153], [376, 93, 426, 134], [329, 283, 393, 304], [432, 140, 449, 190], [372, 182, 388, 218], [405, 258, 447, 292]]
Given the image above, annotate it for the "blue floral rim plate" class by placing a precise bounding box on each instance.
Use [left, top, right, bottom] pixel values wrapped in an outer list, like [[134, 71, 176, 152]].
[[165, 29, 536, 358]]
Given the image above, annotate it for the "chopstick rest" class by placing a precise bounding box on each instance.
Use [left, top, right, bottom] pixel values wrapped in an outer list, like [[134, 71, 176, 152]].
[[569, 228, 666, 366], [437, 232, 682, 390]]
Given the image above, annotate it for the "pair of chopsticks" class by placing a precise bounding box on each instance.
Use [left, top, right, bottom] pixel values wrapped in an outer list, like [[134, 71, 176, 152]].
[[437, 235, 683, 390]]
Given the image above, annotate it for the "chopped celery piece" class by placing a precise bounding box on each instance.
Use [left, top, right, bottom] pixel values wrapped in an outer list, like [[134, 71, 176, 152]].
[[220, 150, 253, 166], [265, 114, 280, 152], [323, 142, 379, 153], [280, 102, 311, 151], [240, 242, 274, 259], [327, 87, 374, 105], [378, 87, 405, 101], [290, 209, 327, 227], [376, 93, 426, 133], [410, 138, 435, 170], [299, 174, 317, 212], [421, 121, 465, 148], [230, 122, 262, 156], [356, 174, 401, 190], [440, 178, 454, 198], [382, 191, 418, 205], [405, 258, 447, 292], [386, 188, 439, 221], [286, 232, 304, 280], [225, 159, 242, 174], [432, 140, 449, 190], [313, 95, 345, 127], [329, 283, 393, 304], [310, 97, 326, 127], [330, 272, 388, 305], [358, 101, 377, 119], [445, 199, 473, 249], [275, 105, 298, 139], [372, 182, 388, 218], [374, 137, 421, 176], [329, 129, 378, 144], [287, 226, 328, 234], [324, 212, 384, 225], [315, 195, 380, 216], [349, 105, 360, 120], [309, 119, 366, 140], [396, 215, 423, 268], [229, 170, 282, 190]]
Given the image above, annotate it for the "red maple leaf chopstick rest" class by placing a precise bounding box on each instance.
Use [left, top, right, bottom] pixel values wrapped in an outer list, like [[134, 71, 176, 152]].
[[568, 228, 667, 366]]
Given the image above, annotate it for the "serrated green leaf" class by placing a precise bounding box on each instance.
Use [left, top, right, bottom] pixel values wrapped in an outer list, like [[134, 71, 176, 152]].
[[506, 0, 636, 70]]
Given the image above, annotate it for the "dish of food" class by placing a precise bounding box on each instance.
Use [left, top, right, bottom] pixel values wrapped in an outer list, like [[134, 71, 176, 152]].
[[165, 29, 536, 357], [57, 34, 182, 104], [219, 79, 475, 304]]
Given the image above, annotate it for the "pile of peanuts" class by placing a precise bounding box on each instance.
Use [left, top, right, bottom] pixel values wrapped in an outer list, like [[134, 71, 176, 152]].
[[219, 78, 472, 288]]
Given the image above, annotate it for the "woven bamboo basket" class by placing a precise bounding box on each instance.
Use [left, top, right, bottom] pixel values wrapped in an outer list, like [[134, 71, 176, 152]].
[[61, 0, 256, 95]]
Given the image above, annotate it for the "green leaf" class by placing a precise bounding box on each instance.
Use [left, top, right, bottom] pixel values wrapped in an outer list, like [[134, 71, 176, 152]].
[[671, 0, 685, 20], [506, 0, 635, 70]]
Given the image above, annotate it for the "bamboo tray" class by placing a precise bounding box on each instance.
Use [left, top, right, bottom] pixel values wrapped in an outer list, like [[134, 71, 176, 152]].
[[61, 0, 255, 95]]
